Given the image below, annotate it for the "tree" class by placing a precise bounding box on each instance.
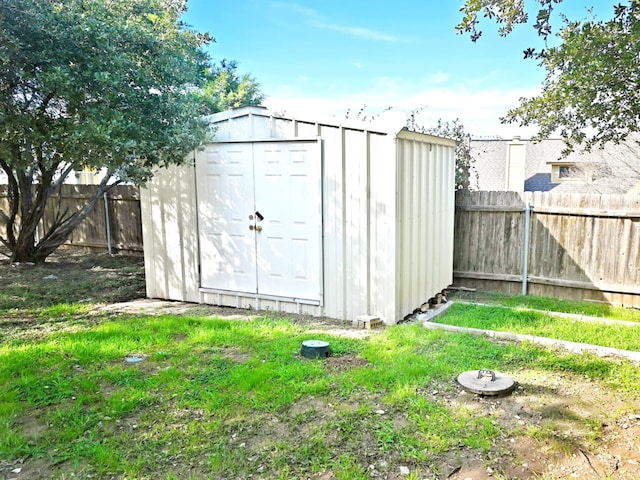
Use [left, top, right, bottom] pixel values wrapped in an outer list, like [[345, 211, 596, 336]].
[[198, 59, 265, 113], [0, 0, 212, 263], [405, 109, 477, 190], [457, 0, 556, 43], [457, 1, 640, 154]]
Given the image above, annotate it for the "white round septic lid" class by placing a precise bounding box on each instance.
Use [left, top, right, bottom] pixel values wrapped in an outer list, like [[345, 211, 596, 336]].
[[457, 369, 516, 396]]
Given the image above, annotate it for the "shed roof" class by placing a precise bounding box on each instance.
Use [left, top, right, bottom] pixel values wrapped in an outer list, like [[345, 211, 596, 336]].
[[205, 106, 456, 147]]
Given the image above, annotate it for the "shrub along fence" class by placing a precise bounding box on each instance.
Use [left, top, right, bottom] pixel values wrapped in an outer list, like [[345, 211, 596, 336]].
[[454, 190, 640, 308], [0, 184, 143, 255]]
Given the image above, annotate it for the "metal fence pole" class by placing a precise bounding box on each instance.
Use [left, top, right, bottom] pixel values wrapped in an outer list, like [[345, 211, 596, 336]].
[[522, 202, 531, 295], [104, 192, 113, 255]]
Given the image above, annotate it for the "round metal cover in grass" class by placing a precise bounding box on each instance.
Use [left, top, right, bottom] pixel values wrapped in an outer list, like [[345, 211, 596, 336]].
[[301, 340, 330, 359], [125, 354, 145, 364], [457, 369, 516, 396]]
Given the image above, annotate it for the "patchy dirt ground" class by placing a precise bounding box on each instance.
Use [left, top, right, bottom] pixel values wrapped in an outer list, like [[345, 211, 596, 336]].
[[447, 371, 640, 479], [2, 255, 640, 479], [92, 298, 640, 480]]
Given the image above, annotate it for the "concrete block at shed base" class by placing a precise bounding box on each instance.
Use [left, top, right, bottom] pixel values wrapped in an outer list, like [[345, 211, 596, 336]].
[[353, 315, 383, 330]]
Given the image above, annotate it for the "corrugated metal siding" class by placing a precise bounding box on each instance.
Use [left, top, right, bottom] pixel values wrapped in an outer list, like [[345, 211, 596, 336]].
[[368, 132, 397, 321], [140, 162, 200, 303], [395, 133, 456, 320], [318, 125, 346, 319], [206, 112, 397, 321], [343, 128, 369, 319], [141, 108, 455, 324]]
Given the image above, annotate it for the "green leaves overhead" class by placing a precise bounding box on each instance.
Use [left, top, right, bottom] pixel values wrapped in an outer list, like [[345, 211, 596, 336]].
[[457, 0, 532, 41], [457, 0, 640, 153], [505, 2, 640, 152], [0, 0, 215, 262], [199, 59, 266, 114], [1, 0, 213, 182]]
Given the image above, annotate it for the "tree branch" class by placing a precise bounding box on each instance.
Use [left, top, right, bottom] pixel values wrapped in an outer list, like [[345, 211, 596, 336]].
[[0, 153, 21, 249], [37, 173, 121, 255]]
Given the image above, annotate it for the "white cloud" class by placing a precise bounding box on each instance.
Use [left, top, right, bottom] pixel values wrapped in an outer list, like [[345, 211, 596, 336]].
[[264, 84, 542, 139], [311, 21, 402, 42], [271, 2, 402, 42], [271, 2, 318, 18], [427, 71, 450, 84]]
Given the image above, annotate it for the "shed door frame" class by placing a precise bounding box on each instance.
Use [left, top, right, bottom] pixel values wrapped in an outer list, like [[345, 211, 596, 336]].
[[195, 139, 324, 304]]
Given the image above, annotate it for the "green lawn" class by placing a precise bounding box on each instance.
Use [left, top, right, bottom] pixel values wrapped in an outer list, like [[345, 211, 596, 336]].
[[4, 312, 640, 479], [450, 290, 640, 322], [2, 255, 640, 479], [435, 302, 640, 352]]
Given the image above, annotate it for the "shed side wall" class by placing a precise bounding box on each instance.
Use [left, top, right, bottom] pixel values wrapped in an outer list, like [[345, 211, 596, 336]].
[[395, 138, 455, 319], [326, 127, 397, 322], [318, 124, 346, 319], [140, 162, 200, 302], [368, 132, 398, 322]]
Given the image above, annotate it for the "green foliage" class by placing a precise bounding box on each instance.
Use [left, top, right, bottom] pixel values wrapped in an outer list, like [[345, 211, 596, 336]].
[[504, 2, 640, 153], [0, 0, 214, 262], [198, 59, 265, 113], [457, 1, 640, 154], [0, 0, 211, 183], [457, 0, 550, 42]]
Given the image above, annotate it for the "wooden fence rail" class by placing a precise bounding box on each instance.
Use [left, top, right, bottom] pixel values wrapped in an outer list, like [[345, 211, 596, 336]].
[[0, 185, 143, 254], [454, 190, 640, 308], [3, 185, 639, 308]]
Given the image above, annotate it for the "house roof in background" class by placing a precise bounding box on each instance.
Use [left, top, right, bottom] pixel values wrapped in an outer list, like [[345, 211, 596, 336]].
[[469, 136, 640, 194]]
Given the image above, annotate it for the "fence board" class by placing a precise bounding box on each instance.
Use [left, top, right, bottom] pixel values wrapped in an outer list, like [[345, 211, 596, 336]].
[[454, 190, 640, 308], [0, 184, 142, 254], [5, 185, 639, 308]]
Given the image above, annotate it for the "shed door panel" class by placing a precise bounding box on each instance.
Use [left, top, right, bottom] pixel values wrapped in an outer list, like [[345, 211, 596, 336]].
[[196, 141, 322, 302], [196, 144, 257, 293], [254, 142, 322, 300]]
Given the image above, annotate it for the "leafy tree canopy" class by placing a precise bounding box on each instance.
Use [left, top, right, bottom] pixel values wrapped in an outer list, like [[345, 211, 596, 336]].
[[199, 59, 265, 113], [457, 1, 640, 154], [0, 0, 261, 263]]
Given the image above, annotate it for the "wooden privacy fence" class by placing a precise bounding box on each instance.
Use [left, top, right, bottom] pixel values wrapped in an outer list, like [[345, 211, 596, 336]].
[[454, 191, 640, 307], [0, 185, 143, 254], [4, 185, 640, 308]]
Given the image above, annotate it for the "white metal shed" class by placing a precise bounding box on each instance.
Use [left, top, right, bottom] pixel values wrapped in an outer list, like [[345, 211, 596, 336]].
[[140, 106, 456, 324]]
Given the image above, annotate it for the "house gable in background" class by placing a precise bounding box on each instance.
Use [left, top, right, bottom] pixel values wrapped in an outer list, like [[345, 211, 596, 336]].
[[469, 136, 640, 194]]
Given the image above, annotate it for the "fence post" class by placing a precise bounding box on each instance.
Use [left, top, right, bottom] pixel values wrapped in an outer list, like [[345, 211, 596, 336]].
[[522, 202, 531, 295], [103, 192, 113, 255]]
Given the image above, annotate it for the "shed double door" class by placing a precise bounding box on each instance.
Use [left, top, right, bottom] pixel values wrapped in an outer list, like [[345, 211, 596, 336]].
[[196, 141, 322, 302]]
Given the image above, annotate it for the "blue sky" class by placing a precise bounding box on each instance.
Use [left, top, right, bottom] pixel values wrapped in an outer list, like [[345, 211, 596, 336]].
[[182, 1, 614, 138]]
